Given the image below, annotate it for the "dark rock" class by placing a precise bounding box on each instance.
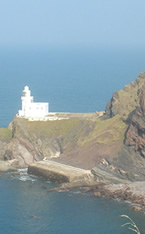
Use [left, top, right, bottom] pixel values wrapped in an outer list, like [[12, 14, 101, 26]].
[[125, 84, 145, 158]]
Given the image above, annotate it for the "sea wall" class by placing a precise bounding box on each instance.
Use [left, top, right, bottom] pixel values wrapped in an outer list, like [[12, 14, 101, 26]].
[[28, 160, 93, 183]]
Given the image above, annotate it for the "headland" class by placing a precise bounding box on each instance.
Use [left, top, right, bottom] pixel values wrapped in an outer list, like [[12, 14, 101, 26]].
[[1, 72, 145, 210]]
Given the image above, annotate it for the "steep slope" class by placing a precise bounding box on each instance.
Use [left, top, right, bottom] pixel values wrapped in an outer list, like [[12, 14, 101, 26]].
[[0, 128, 12, 160], [3, 114, 126, 170], [2, 71, 145, 182], [125, 84, 145, 157], [105, 72, 145, 120], [4, 118, 96, 168], [93, 72, 145, 181]]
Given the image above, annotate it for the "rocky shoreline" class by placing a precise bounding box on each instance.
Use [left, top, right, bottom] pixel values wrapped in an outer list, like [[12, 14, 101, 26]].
[[93, 181, 145, 212], [1, 72, 145, 212], [27, 160, 145, 212], [45, 180, 145, 212], [0, 159, 19, 172]]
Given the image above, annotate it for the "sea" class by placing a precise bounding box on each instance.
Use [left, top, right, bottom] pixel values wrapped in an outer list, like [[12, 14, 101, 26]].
[[0, 45, 145, 233]]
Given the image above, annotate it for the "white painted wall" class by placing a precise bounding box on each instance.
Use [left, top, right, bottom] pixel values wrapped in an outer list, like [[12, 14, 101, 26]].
[[18, 86, 49, 118]]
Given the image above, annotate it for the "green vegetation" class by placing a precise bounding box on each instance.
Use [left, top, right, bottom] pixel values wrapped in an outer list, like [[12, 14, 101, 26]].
[[15, 118, 95, 148], [78, 115, 127, 146], [106, 73, 145, 120], [23, 118, 89, 137], [14, 115, 127, 151], [0, 128, 12, 141]]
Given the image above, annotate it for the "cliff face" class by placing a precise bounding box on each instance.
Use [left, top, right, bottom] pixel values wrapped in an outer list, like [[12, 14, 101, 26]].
[[91, 72, 145, 180], [4, 118, 97, 168], [1, 72, 145, 182], [2, 114, 126, 170], [125, 84, 145, 157], [0, 128, 12, 160], [104, 72, 145, 160], [105, 72, 145, 120], [94, 72, 145, 181]]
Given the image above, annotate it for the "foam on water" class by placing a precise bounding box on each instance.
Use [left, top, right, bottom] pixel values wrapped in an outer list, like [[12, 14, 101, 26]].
[[0, 170, 145, 233], [16, 168, 37, 182]]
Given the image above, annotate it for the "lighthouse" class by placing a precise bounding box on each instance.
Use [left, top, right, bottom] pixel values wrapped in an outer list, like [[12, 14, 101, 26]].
[[18, 86, 49, 119]]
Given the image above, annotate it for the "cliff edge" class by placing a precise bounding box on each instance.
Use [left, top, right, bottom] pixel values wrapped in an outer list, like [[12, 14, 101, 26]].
[[1, 72, 145, 183], [105, 72, 145, 120]]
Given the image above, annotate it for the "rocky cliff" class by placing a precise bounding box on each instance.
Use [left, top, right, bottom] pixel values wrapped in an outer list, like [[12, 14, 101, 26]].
[[125, 84, 145, 157], [4, 117, 97, 168], [1, 72, 145, 182], [99, 71, 145, 181], [3, 115, 126, 171], [104, 71, 145, 163], [0, 128, 12, 160], [105, 72, 145, 120]]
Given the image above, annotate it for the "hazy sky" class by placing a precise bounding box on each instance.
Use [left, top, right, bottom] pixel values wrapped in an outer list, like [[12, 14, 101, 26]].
[[0, 0, 145, 47]]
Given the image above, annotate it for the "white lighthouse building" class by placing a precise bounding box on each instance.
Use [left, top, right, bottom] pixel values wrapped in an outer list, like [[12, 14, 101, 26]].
[[18, 86, 49, 120]]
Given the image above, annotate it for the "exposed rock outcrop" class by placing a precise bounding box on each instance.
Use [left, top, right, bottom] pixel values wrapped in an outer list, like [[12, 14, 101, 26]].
[[4, 119, 44, 167], [125, 84, 145, 157], [1, 72, 145, 186], [97, 181, 145, 210], [0, 71, 145, 210], [0, 159, 19, 172], [0, 128, 12, 160], [3, 117, 100, 168], [105, 72, 145, 120]]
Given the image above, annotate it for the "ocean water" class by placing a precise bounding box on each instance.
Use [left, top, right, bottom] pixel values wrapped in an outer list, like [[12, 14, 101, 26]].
[[0, 171, 145, 234], [0, 46, 145, 233], [0, 46, 145, 127]]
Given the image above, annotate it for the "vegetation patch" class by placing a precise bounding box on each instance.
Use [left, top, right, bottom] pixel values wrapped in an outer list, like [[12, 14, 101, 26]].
[[105, 73, 145, 120], [23, 119, 85, 137], [0, 128, 12, 141], [78, 115, 127, 146]]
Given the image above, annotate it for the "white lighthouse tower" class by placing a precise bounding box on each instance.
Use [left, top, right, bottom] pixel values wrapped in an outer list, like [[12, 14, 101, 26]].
[[18, 86, 49, 119]]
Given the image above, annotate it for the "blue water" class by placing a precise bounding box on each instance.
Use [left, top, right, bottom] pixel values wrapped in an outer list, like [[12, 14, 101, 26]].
[[0, 46, 145, 127], [0, 46, 145, 233], [0, 171, 145, 234]]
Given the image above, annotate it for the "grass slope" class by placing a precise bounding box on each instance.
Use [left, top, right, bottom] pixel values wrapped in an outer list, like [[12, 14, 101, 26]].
[[0, 128, 12, 141]]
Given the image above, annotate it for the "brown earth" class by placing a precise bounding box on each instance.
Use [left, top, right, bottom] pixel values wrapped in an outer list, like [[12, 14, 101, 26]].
[[1, 71, 145, 186]]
